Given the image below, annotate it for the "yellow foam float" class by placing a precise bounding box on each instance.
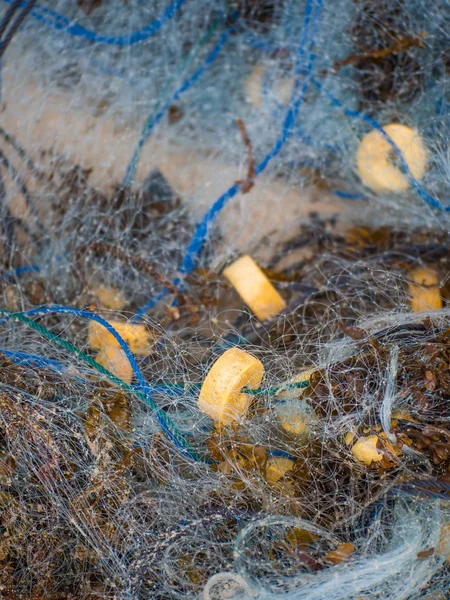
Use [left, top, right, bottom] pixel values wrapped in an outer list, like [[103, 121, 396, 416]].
[[224, 255, 286, 321], [88, 320, 153, 355], [244, 64, 294, 109], [276, 369, 313, 401], [356, 123, 426, 193], [276, 399, 312, 436], [96, 346, 133, 385], [408, 266, 442, 313], [92, 286, 127, 311], [198, 347, 264, 426], [265, 456, 295, 484], [244, 64, 265, 109]]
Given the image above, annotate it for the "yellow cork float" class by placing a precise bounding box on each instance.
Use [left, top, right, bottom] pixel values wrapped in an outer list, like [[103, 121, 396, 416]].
[[356, 124, 427, 193], [198, 347, 264, 426], [88, 319, 153, 355], [408, 266, 442, 313], [96, 346, 133, 385], [224, 255, 286, 321]]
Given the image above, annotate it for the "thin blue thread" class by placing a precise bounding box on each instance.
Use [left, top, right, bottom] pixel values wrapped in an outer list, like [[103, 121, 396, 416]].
[[312, 77, 449, 212], [293, 124, 337, 152], [134, 0, 323, 319], [1, 0, 187, 46], [267, 448, 296, 460], [132, 288, 168, 323], [0, 305, 200, 460], [0, 348, 66, 370], [5, 264, 40, 279], [122, 20, 234, 187], [241, 29, 280, 53], [332, 189, 364, 200]]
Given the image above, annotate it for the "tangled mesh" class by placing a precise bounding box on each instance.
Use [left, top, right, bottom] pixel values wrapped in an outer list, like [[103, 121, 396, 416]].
[[0, 0, 450, 598]]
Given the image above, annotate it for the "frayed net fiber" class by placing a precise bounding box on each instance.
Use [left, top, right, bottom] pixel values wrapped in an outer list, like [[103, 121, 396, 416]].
[[0, 1, 449, 599]]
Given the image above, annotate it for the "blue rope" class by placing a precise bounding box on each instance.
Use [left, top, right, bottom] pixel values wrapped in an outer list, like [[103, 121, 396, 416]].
[[293, 124, 338, 152], [0, 305, 203, 459], [240, 29, 280, 53], [122, 19, 234, 187], [1, 0, 187, 46], [0, 308, 304, 466], [0, 263, 40, 281], [0, 305, 151, 388], [332, 189, 365, 200], [134, 0, 324, 320], [312, 77, 449, 212], [0, 348, 66, 370], [0, 345, 196, 396], [267, 448, 297, 460], [132, 288, 169, 323]]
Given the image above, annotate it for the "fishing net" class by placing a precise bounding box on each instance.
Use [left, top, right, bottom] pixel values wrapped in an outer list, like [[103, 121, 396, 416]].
[[0, 0, 449, 598]]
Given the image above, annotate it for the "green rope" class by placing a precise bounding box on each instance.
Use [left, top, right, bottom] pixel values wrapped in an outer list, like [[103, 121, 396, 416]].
[[0, 308, 310, 398], [247, 380, 310, 395], [174, 380, 310, 395], [0, 309, 203, 462], [0, 309, 310, 462]]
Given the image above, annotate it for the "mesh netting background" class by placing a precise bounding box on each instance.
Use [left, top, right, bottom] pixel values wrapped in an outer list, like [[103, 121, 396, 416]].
[[0, 0, 449, 598]]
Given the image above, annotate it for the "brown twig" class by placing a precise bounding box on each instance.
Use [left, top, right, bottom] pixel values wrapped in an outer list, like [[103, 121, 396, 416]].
[[321, 32, 427, 75], [235, 118, 255, 194], [77, 0, 103, 15], [336, 32, 427, 69]]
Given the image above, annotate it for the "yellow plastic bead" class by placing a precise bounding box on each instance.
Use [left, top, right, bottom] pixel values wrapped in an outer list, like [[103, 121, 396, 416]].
[[323, 543, 355, 565], [96, 346, 133, 385], [356, 124, 427, 193], [88, 320, 153, 355], [265, 457, 295, 484], [224, 255, 286, 321], [198, 348, 264, 426], [276, 77, 295, 105], [293, 370, 313, 385], [363, 425, 381, 434], [244, 64, 265, 109], [245, 64, 294, 109], [276, 400, 311, 436], [93, 286, 127, 311], [408, 267, 442, 313], [351, 435, 383, 466]]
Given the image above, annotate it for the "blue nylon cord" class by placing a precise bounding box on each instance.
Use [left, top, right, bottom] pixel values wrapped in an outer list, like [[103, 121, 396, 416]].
[[312, 77, 450, 212], [1, 0, 187, 46], [0, 348, 66, 370], [332, 189, 365, 200], [0, 305, 203, 459], [122, 20, 234, 187], [134, 0, 324, 320]]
